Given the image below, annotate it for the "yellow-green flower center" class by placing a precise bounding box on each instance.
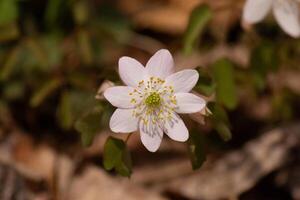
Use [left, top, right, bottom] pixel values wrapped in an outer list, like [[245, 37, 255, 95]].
[[145, 92, 161, 107]]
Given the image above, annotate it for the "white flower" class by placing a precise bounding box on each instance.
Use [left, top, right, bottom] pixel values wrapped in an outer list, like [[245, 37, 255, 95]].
[[104, 49, 206, 152], [243, 0, 300, 38]]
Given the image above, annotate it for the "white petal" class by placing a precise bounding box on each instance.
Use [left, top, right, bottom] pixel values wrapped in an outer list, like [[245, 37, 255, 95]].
[[174, 93, 206, 114], [104, 86, 138, 108], [145, 49, 174, 79], [109, 109, 138, 133], [163, 69, 199, 93], [164, 113, 189, 142], [119, 56, 146, 87], [243, 0, 273, 23], [139, 121, 163, 152], [273, 0, 300, 38]]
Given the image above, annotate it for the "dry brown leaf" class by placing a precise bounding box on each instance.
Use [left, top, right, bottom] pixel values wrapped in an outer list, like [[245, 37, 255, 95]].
[[0, 132, 74, 199], [119, 0, 244, 35], [157, 123, 300, 199], [68, 166, 167, 200]]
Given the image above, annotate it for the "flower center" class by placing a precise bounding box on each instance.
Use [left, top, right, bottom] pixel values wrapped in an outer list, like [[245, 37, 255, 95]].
[[129, 77, 178, 128], [145, 92, 161, 107]]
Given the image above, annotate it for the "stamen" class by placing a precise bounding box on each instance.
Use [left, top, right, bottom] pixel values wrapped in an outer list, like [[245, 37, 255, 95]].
[[129, 76, 180, 134]]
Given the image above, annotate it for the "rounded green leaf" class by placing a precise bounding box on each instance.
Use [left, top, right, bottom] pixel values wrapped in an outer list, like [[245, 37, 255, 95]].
[[103, 137, 125, 170], [188, 130, 206, 170], [183, 4, 212, 54], [75, 110, 103, 147], [212, 58, 238, 110], [103, 136, 132, 177]]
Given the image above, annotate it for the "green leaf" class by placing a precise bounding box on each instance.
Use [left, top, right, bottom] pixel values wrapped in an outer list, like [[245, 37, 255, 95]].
[[69, 91, 97, 117], [41, 33, 63, 67], [188, 130, 206, 170], [67, 72, 94, 89], [45, 0, 67, 27], [58, 90, 100, 131], [99, 102, 114, 128], [72, 0, 89, 25], [271, 92, 293, 121], [59, 90, 103, 140], [183, 4, 212, 54], [115, 146, 132, 177], [2, 81, 24, 100], [25, 38, 49, 70], [30, 78, 61, 107], [103, 137, 124, 170], [77, 30, 93, 65], [207, 102, 229, 125], [215, 122, 232, 142], [103, 137, 132, 177], [208, 102, 232, 142], [0, 0, 18, 26], [0, 47, 21, 81], [75, 110, 103, 147], [212, 58, 238, 110], [251, 41, 278, 73], [250, 42, 278, 90], [96, 5, 131, 43], [57, 92, 73, 130], [195, 67, 215, 96]]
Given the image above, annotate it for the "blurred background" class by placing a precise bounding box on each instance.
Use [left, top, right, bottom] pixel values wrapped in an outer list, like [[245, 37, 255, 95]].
[[1, 0, 300, 199]]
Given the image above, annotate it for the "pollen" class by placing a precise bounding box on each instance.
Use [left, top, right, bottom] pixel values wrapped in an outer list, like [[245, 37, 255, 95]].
[[145, 92, 161, 107]]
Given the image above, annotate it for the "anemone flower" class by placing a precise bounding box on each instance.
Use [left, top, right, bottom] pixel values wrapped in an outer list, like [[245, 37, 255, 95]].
[[104, 49, 206, 152], [243, 0, 300, 38]]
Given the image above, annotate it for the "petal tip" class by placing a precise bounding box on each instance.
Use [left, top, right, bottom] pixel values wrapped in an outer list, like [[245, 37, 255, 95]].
[[189, 69, 199, 83], [141, 138, 161, 152], [118, 56, 131, 70], [103, 88, 111, 102], [178, 133, 189, 142], [146, 49, 174, 78], [145, 145, 159, 152], [156, 48, 171, 55], [288, 30, 300, 38]]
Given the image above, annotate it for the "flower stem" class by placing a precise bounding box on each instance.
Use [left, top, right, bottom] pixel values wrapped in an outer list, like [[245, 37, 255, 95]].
[[125, 132, 133, 144]]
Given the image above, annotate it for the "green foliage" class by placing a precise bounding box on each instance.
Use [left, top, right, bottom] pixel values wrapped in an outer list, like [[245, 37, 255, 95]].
[[2, 81, 24, 100], [0, 0, 18, 26], [72, 0, 89, 25], [195, 67, 215, 96], [75, 109, 103, 147], [57, 90, 103, 135], [0, 0, 298, 176], [57, 91, 74, 130], [214, 122, 232, 142], [77, 30, 93, 65], [212, 58, 238, 110], [57, 90, 112, 147], [250, 41, 278, 91], [183, 4, 212, 54], [30, 78, 62, 107], [103, 137, 132, 177], [41, 34, 63, 67], [188, 130, 206, 169], [271, 91, 293, 121], [45, 0, 69, 27], [208, 102, 232, 141], [0, 47, 21, 81], [208, 102, 229, 125]]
